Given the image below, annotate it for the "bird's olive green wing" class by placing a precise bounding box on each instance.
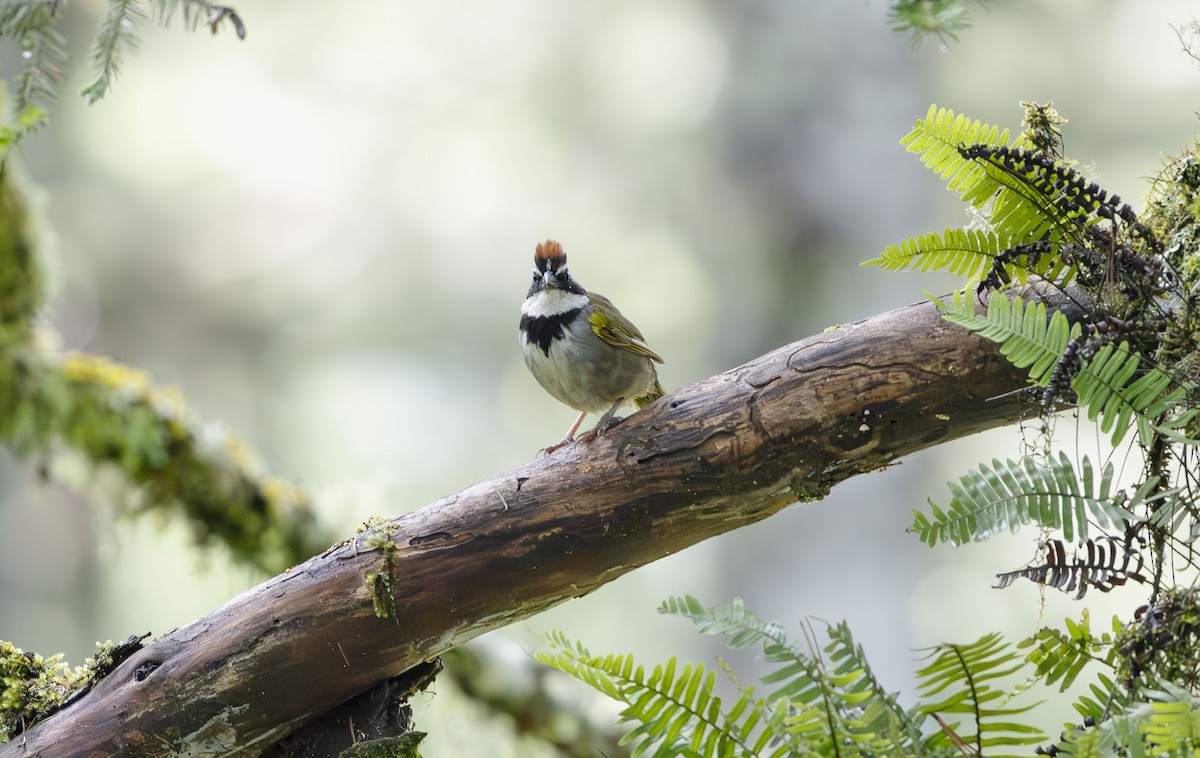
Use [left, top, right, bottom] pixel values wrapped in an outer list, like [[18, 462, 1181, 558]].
[[586, 292, 664, 364]]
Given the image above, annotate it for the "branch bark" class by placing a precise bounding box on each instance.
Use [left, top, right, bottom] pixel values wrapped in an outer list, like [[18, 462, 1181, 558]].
[[3, 291, 1083, 757]]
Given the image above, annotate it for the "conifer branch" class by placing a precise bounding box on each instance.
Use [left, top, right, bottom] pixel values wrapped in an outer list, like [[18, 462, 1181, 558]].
[[80, 0, 146, 104]]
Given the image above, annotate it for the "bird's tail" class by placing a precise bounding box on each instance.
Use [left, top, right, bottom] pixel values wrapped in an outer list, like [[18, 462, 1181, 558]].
[[633, 381, 666, 409]]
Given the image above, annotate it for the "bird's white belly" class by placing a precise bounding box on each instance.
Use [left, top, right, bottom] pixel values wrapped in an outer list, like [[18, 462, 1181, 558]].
[[521, 318, 652, 413]]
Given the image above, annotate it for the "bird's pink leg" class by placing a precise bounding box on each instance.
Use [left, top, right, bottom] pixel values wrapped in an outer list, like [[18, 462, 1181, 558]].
[[540, 410, 589, 455]]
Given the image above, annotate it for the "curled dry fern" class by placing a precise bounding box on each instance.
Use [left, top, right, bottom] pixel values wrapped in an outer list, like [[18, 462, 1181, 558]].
[[994, 537, 1149, 599]]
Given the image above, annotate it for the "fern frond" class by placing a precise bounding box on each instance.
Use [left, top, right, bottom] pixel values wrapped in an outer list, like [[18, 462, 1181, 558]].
[[824, 621, 926, 747], [917, 633, 1045, 752], [938, 290, 1194, 447], [995, 537, 1149, 599], [1146, 487, 1200, 552], [80, 0, 147, 104], [911, 452, 1138, 547], [537, 630, 786, 758], [661, 596, 829, 707], [1145, 683, 1200, 754], [865, 228, 1004, 279], [936, 289, 1081, 385], [1071, 343, 1192, 447], [1056, 700, 1141, 758], [1060, 684, 1200, 757], [661, 596, 919, 755], [959, 145, 1088, 243], [660, 595, 791, 653], [1020, 612, 1119, 692], [960, 145, 1140, 250], [1070, 671, 1126, 725], [901, 104, 1018, 208]]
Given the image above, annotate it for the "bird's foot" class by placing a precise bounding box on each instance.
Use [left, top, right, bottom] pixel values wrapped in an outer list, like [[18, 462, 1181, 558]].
[[537, 405, 626, 456], [574, 414, 624, 445], [537, 435, 576, 457], [596, 413, 624, 433]]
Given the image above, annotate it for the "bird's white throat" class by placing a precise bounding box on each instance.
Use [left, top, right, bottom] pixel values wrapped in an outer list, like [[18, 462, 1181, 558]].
[[522, 288, 588, 319]]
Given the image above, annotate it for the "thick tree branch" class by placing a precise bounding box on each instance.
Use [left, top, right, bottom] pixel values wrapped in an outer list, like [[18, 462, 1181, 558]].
[[3, 289, 1085, 756]]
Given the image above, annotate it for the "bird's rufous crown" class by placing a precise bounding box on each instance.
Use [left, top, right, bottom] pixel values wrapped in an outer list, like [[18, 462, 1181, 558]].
[[535, 240, 565, 261]]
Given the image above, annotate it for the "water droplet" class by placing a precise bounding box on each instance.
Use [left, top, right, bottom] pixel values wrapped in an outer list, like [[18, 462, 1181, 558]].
[[939, 44, 949, 54], [20, 50, 32, 60]]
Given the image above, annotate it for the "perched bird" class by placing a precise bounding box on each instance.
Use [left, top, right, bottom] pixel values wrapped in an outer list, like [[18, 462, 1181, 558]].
[[519, 240, 665, 453]]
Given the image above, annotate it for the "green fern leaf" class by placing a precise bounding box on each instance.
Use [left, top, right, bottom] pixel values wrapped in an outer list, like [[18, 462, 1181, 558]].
[[865, 228, 1004, 279], [868, 227, 1077, 289], [911, 452, 1138, 546], [964, 145, 1111, 249], [902, 106, 1077, 251], [662, 596, 826, 706], [1067, 342, 1193, 448], [1058, 683, 1200, 758], [938, 290, 1192, 447], [1145, 684, 1200, 755], [1070, 671, 1127, 726], [980, 160, 1069, 243], [660, 595, 790, 653], [538, 630, 784, 758], [662, 596, 923, 755], [917, 633, 1045, 752], [936, 289, 1081, 385], [1056, 718, 1118, 758], [901, 104, 1017, 207], [824, 621, 924, 745], [1020, 611, 1120, 693]]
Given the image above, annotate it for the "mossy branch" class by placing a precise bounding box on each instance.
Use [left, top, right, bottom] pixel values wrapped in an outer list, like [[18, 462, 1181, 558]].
[[0, 169, 329, 575]]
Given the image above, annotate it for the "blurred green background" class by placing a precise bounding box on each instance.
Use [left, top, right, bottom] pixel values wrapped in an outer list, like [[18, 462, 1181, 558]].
[[2, 0, 1199, 753]]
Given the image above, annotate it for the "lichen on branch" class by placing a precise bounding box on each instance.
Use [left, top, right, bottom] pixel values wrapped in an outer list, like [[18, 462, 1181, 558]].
[[0, 167, 329, 574]]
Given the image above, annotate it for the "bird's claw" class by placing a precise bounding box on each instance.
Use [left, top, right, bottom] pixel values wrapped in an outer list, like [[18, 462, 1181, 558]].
[[537, 414, 627, 456], [537, 435, 575, 457], [596, 414, 624, 433]]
